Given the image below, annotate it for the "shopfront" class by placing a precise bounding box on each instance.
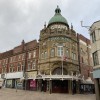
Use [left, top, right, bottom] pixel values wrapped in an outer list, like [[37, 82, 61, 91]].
[[26, 71, 37, 91], [36, 74, 79, 94], [6, 72, 23, 89], [80, 77, 95, 94]]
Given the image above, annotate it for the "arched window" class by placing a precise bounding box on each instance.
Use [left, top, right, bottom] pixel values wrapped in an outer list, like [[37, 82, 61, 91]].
[[66, 49, 69, 57], [44, 51, 47, 59], [41, 52, 44, 58], [50, 49, 55, 57]]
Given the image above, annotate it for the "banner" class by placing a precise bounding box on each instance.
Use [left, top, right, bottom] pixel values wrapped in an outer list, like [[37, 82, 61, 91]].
[[30, 80, 36, 88]]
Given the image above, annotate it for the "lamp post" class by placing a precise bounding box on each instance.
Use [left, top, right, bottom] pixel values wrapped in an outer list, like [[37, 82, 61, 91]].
[[15, 80, 17, 92]]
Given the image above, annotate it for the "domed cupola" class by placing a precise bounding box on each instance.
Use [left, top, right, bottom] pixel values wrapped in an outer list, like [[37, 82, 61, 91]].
[[48, 6, 69, 27]]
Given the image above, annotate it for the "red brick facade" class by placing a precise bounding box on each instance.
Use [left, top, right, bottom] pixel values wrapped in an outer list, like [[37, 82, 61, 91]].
[[0, 40, 39, 74], [77, 34, 93, 80]]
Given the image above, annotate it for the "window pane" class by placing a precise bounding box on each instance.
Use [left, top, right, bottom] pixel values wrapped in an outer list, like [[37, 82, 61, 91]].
[[51, 49, 55, 57], [57, 46, 63, 56]]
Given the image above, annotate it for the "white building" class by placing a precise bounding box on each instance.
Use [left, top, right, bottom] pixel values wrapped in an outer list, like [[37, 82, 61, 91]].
[[89, 20, 100, 100]]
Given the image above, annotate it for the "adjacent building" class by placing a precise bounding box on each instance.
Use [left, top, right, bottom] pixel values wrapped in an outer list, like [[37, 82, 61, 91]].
[[0, 40, 39, 90], [77, 34, 94, 93], [89, 21, 100, 100]]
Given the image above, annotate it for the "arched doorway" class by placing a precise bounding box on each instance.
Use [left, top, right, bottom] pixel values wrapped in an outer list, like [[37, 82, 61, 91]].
[[52, 67, 68, 93], [52, 67, 68, 75]]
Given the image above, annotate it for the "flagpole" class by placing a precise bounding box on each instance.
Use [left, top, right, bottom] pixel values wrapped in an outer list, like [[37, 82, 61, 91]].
[[62, 56, 63, 76]]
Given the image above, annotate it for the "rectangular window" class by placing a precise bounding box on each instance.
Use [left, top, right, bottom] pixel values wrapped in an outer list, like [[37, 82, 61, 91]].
[[28, 62, 31, 70], [50, 49, 55, 57], [17, 63, 21, 71], [10, 57, 13, 63], [22, 54, 25, 60], [13, 56, 16, 62], [91, 31, 96, 43], [32, 60, 36, 69], [73, 53, 76, 60], [18, 55, 21, 61], [41, 52, 44, 58], [72, 52, 76, 60], [66, 49, 69, 57], [9, 67, 12, 72], [44, 51, 47, 59], [33, 51, 36, 58], [28, 53, 31, 59], [57, 46, 63, 56], [5, 59, 7, 64], [92, 51, 99, 66]]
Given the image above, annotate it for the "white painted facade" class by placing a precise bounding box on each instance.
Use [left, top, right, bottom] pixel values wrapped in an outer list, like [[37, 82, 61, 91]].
[[90, 20, 100, 78]]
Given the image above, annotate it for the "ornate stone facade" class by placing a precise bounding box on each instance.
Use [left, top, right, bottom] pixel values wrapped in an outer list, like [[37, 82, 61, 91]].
[[38, 6, 79, 77]]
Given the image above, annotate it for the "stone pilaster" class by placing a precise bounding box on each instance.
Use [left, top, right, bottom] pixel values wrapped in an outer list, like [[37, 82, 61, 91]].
[[94, 79, 100, 100]]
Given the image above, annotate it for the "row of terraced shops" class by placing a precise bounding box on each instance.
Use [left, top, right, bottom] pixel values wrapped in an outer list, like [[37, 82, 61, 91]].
[[0, 72, 94, 94]]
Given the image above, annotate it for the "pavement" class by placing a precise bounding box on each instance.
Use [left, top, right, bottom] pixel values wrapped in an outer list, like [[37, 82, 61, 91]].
[[0, 88, 96, 100]]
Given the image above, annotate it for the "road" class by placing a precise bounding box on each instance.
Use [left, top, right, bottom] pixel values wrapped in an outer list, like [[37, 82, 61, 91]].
[[0, 88, 96, 100]]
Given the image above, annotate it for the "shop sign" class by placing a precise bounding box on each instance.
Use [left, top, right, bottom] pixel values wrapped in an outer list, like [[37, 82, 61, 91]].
[[27, 71, 37, 79], [30, 80, 36, 88], [36, 75, 42, 79]]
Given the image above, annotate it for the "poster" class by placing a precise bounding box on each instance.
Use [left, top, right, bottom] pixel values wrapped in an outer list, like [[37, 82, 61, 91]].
[[30, 80, 36, 88]]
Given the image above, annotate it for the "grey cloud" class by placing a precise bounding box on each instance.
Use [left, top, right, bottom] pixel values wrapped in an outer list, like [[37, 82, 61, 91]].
[[0, 0, 100, 52]]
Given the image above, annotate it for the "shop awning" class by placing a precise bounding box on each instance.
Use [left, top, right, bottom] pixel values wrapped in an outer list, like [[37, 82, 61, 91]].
[[81, 77, 94, 84]]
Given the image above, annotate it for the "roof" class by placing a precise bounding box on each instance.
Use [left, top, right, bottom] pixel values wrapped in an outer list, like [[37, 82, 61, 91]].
[[48, 6, 68, 26]]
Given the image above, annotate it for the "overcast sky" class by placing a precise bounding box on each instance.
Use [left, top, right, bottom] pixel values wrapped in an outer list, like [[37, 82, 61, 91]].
[[0, 0, 100, 52]]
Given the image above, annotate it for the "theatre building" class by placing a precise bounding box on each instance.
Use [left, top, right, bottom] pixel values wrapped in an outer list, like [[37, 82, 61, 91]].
[[38, 6, 79, 94]]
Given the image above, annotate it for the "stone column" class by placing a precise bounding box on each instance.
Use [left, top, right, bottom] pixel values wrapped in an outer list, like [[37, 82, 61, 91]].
[[94, 79, 100, 100], [68, 80, 72, 94], [49, 80, 52, 94]]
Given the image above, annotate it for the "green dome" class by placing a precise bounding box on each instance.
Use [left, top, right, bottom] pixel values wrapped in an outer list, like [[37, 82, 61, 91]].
[[48, 6, 68, 26]]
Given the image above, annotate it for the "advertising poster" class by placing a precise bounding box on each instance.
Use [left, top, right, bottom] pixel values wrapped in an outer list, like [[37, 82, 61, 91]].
[[30, 80, 36, 88]]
